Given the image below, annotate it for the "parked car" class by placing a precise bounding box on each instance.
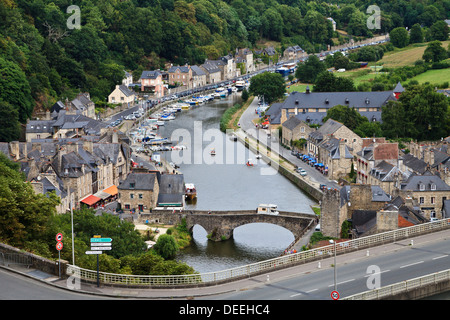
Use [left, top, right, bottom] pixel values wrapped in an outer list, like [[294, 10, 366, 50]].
[[299, 169, 307, 176]]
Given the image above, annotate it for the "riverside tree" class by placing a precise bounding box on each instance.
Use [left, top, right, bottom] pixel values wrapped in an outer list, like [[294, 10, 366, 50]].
[[248, 72, 285, 104]]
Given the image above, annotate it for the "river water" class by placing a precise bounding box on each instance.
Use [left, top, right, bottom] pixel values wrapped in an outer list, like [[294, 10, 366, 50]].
[[153, 93, 317, 273]]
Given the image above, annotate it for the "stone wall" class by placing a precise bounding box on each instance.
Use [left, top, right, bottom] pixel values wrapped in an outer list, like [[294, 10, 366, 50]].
[[320, 188, 345, 238], [0, 242, 68, 277]]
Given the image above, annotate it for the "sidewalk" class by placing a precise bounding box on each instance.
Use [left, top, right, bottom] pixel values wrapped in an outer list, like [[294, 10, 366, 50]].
[[3, 228, 449, 299]]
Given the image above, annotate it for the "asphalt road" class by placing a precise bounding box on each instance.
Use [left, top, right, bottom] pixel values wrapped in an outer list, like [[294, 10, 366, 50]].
[[238, 97, 340, 190], [206, 232, 450, 300]]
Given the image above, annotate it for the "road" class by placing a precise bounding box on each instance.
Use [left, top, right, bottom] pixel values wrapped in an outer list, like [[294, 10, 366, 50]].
[[1, 229, 448, 300], [206, 229, 450, 300], [238, 97, 339, 190]]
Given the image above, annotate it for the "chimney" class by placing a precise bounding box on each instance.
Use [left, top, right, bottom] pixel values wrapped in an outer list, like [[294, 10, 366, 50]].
[[339, 139, 346, 159]]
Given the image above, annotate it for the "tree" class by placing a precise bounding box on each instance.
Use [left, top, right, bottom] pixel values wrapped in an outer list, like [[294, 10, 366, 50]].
[[295, 55, 326, 83], [409, 23, 423, 43], [248, 72, 285, 104], [389, 27, 409, 48], [154, 234, 179, 260], [313, 71, 355, 92], [0, 57, 34, 123], [422, 41, 447, 63], [429, 21, 449, 41], [323, 105, 368, 130], [0, 101, 21, 142], [241, 88, 249, 102]]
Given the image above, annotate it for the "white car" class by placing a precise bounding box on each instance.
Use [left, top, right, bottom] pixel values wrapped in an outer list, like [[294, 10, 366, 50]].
[[299, 169, 307, 176]]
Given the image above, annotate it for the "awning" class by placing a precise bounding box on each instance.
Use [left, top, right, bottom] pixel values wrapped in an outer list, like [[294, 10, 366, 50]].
[[103, 185, 118, 196], [80, 195, 101, 206], [94, 191, 111, 200]]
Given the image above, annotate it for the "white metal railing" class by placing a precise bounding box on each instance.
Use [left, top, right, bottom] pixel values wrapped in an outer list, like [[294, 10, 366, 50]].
[[67, 218, 450, 287], [344, 269, 450, 300]]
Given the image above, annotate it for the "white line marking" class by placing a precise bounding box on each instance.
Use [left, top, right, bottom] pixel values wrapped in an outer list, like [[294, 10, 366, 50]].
[[306, 288, 318, 293], [364, 270, 390, 277], [290, 293, 302, 297], [400, 261, 424, 268], [328, 279, 355, 287], [432, 255, 448, 260]]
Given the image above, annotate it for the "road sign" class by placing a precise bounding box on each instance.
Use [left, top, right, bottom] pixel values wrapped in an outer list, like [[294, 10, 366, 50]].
[[56, 233, 63, 242], [90, 238, 113, 243], [85, 251, 102, 255], [56, 241, 63, 251], [91, 246, 112, 251], [90, 242, 111, 247], [331, 290, 340, 300]]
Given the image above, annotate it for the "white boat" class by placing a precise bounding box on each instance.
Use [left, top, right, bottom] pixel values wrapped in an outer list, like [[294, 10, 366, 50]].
[[210, 148, 216, 156], [235, 80, 245, 91], [156, 121, 165, 126]]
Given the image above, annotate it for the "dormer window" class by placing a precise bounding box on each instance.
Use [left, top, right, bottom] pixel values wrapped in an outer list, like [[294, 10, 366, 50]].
[[419, 182, 425, 191], [345, 98, 349, 104], [430, 183, 436, 191]]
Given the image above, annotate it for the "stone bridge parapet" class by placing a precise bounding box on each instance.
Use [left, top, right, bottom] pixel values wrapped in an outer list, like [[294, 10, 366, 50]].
[[138, 210, 315, 242]]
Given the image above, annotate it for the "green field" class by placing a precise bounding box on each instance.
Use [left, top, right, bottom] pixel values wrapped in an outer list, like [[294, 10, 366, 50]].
[[379, 40, 450, 68], [286, 83, 314, 93], [409, 68, 450, 86]]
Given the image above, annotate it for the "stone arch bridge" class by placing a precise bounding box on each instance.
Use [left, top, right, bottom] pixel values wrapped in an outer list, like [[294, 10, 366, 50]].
[[138, 210, 316, 242]]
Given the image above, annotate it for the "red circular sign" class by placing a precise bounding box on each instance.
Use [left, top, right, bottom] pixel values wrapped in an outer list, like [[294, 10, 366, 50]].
[[56, 233, 63, 242], [56, 241, 63, 251], [331, 290, 340, 300]]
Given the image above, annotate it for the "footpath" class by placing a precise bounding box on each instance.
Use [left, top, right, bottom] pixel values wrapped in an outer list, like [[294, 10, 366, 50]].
[[2, 228, 449, 299]]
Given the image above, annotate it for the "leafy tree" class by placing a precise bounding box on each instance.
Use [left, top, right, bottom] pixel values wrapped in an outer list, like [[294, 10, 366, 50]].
[[429, 21, 449, 41], [295, 55, 326, 83], [409, 23, 423, 43], [241, 88, 249, 102], [323, 105, 368, 131], [313, 71, 355, 92], [0, 101, 21, 142], [422, 41, 447, 63], [0, 57, 33, 123], [0, 154, 59, 249], [153, 234, 179, 260], [249, 72, 285, 104], [389, 27, 409, 48]]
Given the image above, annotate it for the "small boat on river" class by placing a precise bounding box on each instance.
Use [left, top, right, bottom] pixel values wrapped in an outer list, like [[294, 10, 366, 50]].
[[185, 183, 197, 200]]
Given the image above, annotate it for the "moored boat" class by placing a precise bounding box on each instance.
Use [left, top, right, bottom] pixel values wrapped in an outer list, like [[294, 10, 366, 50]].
[[185, 183, 197, 200]]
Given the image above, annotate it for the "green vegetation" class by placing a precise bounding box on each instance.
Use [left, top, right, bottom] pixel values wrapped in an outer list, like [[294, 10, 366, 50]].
[[249, 72, 286, 104]]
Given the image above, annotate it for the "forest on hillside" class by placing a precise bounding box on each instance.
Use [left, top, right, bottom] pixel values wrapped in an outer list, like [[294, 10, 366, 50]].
[[0, 0, 449, 141]]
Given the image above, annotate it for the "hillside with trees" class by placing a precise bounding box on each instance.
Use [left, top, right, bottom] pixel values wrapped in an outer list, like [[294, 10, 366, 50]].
[[0, 0, 449, 142]]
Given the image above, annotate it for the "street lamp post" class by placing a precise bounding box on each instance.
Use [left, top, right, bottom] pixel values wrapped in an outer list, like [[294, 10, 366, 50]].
[[330, 239, 337, 292]]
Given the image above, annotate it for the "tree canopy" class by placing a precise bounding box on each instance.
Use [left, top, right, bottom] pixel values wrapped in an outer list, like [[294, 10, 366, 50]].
[[249, 72, 285, 104]]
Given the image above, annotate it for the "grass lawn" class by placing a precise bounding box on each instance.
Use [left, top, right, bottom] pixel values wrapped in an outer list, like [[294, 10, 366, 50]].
[[409, 68, 450, 86], [286, 83, 314, 93], [379, 40, 450, 68]]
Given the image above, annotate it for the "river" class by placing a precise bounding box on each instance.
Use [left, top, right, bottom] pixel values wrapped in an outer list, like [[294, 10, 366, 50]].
[[153, 93, 317, 273]]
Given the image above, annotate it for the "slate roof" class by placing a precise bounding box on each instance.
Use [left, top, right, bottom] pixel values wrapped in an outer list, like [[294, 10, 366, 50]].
[[168, 65, 190, 73], [140, 70, 161, 79], [118, 172, 157, 190], [273, 90, 395, 125], [401, 153, 427, 174], [400, 171, 450, 192], [190, 65, 206, 76], [282, 116, 303, 130], [309, 118, 343, 142], [117, 84, 135, 97], [265, 103, 283, 125]]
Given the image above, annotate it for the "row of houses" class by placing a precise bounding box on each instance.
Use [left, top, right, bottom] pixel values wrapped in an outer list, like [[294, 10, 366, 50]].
[[108, 44, 306, 103], [6, 95, 185, 214], [123, 48, 256, 99]]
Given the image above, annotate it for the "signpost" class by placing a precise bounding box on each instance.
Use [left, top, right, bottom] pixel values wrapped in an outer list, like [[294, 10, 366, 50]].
[[55, 233, 63, 279], [86, 235, 113, 287]]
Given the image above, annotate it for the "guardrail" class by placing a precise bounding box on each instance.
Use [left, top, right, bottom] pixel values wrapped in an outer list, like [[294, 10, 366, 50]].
[[344, 268, 450, 300], [67, 218, 450, 287]]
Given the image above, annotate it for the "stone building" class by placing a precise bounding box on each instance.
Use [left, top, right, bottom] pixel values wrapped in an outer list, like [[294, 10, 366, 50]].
[[118, 170, 160, 212], [281, 117, 312, 147], [320, 185, 391, 238], [399, 171, 450, 220], [108, 84, 136, 105]]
